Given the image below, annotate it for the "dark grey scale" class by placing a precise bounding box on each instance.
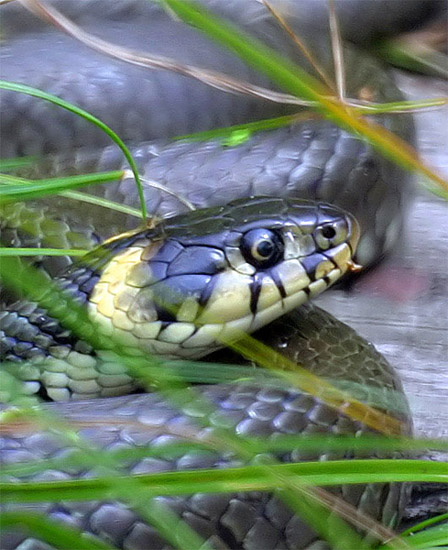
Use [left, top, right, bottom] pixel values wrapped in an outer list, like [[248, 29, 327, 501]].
[[163, 198, 322, 244], [174, 230, 231, 250], [285, 206, 318, 234], [2, 310, 41, 342], [78, 273, 100, 297], [52, 280, 87, 306], [0, 301, 87, 362], [57, 270, 100, 305], [0, 336, 19, 361], [0, 310, 22, 334], [11, 341, 34, 355], [1, 327, 48, 362], [54, 277, 76, 293], [152, 240, 184, 263], [166, 246, 227, 277], [299, 253, 333, 282], [224, 230, 243, 248], [9, 301, 37, 318], [64, 266, 89, 282], [147, 261, 169, 283], [316, 204, 346, 226], [30, 316, 60, 337], [68, 268, 95, 291], [199, 275, 219, 308], [151, 274, 212, 318]]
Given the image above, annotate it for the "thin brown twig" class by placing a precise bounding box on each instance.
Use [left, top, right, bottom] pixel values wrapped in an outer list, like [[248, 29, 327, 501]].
[[121, 170, 196, 212], [260, 0, 335, 91], [328, 0, 346, 101], [19, 0, 314, 108], [351, 98, 448, 114], [16, 0, 445, 118]]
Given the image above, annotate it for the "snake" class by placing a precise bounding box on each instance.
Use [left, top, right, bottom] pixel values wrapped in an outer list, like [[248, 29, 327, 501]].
[[0, 1, 445, 548]]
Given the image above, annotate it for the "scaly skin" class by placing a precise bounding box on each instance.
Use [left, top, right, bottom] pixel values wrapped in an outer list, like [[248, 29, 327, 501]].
[[1, 0, 443, 548]]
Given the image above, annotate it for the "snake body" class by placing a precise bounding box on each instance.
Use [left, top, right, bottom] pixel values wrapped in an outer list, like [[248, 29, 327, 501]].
[[0, 1, 444, 548]]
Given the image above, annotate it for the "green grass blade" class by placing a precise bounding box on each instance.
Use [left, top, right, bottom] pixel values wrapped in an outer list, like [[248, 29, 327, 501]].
[[376, 39, 448, 80], [401, 513, 448, 536], [0, 80, 146, 218], [176, 113, 308, 141], [1, 459, 445, 503], [0, 156, 38, 172], [0, 169, 144, 218], [1, 431, 447, 480], [60, 190, 142, 217], [0, 171, 124, 204], [0, 247, 87, 256], [390, 523, 448, 549], [418, 178, 448, 201], [0, 173, 31, 185]]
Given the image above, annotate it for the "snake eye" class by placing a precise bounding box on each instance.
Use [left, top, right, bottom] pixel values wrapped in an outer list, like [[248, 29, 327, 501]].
[[240, 228, 284, 268], [314, 220, 348, 250]]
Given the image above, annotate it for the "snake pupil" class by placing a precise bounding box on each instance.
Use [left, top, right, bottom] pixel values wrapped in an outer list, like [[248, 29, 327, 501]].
[[257, 240, 274, 257], [321, 224, 337, 240]]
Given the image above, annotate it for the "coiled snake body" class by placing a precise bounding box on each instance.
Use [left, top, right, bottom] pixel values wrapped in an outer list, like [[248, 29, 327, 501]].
[[0, 1, 444, 548]]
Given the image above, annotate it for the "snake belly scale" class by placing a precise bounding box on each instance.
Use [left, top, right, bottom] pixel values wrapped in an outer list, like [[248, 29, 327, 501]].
[[0, 0, 442, 548]]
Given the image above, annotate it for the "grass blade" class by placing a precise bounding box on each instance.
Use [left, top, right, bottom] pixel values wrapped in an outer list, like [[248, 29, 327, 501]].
[[0, 247, 87, 256], [388, 523, 448, 549], [0, 170, 124, 204], [1, 459, 446, 503]]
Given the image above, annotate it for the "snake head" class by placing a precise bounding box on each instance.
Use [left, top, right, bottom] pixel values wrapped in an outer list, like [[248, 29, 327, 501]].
[[85, 197, 359, 358]]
